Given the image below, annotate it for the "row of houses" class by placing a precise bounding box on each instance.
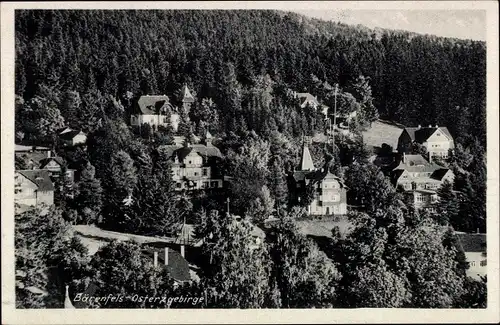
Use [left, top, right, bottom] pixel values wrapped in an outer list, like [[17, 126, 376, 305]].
[[14, 128, 87, 212]]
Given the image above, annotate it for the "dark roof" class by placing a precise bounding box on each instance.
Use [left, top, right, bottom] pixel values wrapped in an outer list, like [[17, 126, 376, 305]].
[[393, 154, 442, 173], [403, 126, 454, 144], [142, 248, 191, 282], [431, 168, 451, 181], [135, 95, 173, 115], [293, 165, 346, 188], [17, 170, 55, 191], [392, 169, 405, 182], [16, 152, 48, 168], [39, 157, 65, 169], [456, 233, 486, 253], [59, 130, 85, 140], [158, 144, 223, 162]]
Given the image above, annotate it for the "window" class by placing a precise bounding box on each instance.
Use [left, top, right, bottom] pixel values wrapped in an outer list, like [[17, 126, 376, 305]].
[[176, 169, 180, 176], [203, 181, 209, 188], [202, 168, 208, 176], [188, 160, 192, 164], [211, 181, 218, 188], [469, 261, 476, 267], [194, 172, 198, 176], [176, 182, 181, 188], [436, 133, 441, 136], [480, 260, 487, 267]]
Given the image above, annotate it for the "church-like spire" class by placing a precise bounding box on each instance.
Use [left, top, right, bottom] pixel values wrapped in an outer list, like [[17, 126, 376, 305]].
[[299, 143, 315, 171], [64, 285, 75, 309]]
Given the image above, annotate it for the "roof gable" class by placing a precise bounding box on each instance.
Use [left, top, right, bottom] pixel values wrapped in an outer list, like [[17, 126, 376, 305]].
[[403, 126, 454, 144], [182, 85, 195, 103], [39, 157, 65, 169], [393, 154, 443, 173], [431, 168, 452, 181], [59, 130, 85, 140], [296, 92, 319, 107], [136, 95, 172, 115], [17, 170, 55, 191]]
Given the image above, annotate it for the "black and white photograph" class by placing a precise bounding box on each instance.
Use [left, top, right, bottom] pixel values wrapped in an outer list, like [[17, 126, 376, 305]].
[[1, 1, 499, 323]]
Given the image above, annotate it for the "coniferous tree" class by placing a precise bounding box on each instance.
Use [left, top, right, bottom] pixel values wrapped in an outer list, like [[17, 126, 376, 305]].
[[74, 162, 103, 224]]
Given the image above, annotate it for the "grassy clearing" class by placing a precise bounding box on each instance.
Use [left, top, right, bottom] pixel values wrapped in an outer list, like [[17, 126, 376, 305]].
[[296, 218, 353, 238], [362, 119, 404, 151]]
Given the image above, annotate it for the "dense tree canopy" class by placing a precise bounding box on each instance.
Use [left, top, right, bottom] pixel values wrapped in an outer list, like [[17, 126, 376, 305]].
[[14, 9, 487, 310], [15, 10, 485, 148]]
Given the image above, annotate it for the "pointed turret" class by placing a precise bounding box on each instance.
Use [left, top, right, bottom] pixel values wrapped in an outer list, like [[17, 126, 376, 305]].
[[181, 85, 195, 115], [299, 144, 315, 171], [181, 85, 195, 103], [64, 285, 75, 309]]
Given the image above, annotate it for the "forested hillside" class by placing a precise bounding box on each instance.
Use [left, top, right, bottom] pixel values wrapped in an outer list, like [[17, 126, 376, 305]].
[[14, 9, 488, 309], [15, 10, 486, 148]]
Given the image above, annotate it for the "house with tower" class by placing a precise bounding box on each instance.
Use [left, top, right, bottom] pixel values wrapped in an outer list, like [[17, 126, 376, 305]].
[[130, 85, 195, 132], [156, 131, 224, 191], [288, 141, 348, 216]]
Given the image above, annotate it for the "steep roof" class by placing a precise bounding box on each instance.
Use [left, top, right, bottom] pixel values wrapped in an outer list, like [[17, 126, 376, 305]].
[[310, 167, 347, 186], [182, 85, 195, 103], [296, 92, 319, 107], [403, 126, 454, 144], [59, 130, 85, 140], [142, 247, 191, 282], [17, 170, 55, 192], [16, 152, 48, 168], [431, 168, 451, 181], [393, 154, 442, 173], [135, 95, 173, 115], [299, 145, 315, 171], [39, 156, 65, 169], [58, 127, 73, 135], [293, 164, 346, 188], [456, 233, 486, 253]]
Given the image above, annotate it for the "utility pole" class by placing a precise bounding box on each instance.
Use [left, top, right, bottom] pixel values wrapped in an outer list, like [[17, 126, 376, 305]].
[[226, 197, 230, 217], [332, 83, 338, 147]]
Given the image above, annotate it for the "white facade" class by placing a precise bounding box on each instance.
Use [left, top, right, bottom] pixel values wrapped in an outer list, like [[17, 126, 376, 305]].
[[130, 113, 180, 132], [465, 252, 487, 280], [171, 151, 223, 191], [71, 133, 87, 145], [423, 129, 453, 159]]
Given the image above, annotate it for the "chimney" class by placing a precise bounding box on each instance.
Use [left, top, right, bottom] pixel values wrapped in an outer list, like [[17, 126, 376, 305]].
[[417, 125, 421, 129], [428, 124, 432, 128], [477, 228, 480, 234], [153, 251, 158, 267], [403, 152, 406, 163], [47, 150, 51, 158], [435, 124, 438, 128], [180, 245, 185, 258], [164, 247, 169, 265]]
